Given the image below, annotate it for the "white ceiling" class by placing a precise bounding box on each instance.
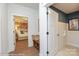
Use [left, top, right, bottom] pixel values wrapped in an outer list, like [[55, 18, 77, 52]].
[[15, 3, 39, 10], [53, 3, 79, 14]]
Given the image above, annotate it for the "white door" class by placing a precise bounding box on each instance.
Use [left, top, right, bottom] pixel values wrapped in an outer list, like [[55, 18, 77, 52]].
[[48, 8, 67, 56], [48, 8, 59, 56], [8, 15, 16, 52], [12, 16, 16, 52], [57, 22, 67, 51]]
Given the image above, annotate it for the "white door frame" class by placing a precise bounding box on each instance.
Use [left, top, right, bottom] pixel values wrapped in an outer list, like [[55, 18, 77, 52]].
[[39, 3, 53, 56]]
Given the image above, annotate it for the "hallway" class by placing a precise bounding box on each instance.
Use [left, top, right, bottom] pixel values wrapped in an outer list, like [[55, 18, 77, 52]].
[[56, 45, 79, 56], [9, 40, 39, 56]]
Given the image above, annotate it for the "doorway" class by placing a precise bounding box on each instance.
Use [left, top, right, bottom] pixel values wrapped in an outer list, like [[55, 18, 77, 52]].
[[14, 16, 28, 50], [14, 16, 28, 55], [9, 15, 39, 56]]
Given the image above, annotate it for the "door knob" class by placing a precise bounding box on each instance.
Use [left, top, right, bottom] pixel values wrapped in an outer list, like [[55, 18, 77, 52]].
[[13, 30, 15, 33], [57, 34, 60, 36]]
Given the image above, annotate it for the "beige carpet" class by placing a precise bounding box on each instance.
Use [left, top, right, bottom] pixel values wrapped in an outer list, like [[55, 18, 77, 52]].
[[9, 40, 39, 56], [56, 45, 79, 56]]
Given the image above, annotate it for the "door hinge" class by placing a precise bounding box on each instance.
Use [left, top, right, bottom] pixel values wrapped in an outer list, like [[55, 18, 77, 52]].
[[47, 12, 49, 15], [46, 51, 49, 54], [46, 32, 49, 35]]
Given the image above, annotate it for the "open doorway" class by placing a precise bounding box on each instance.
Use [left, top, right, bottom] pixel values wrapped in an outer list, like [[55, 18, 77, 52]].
[[14, 16, 28, 51], [9, 15, 39, 56]]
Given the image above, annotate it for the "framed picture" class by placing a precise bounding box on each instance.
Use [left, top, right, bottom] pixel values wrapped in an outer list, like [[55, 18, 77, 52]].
[[68, 19, 79, 31]]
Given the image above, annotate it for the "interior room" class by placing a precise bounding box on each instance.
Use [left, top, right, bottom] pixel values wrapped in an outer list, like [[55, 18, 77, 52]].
[[14, 16, 28, 52], [47, 3, 79, 56], [15, 16, 28, 41]]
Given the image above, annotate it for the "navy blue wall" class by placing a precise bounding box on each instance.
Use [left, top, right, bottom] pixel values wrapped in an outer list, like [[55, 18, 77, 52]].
[[67, 11, 79, 30], [50, 6, 79, 23], [50, 6, 68, 23], [67, 11, 79, 20]]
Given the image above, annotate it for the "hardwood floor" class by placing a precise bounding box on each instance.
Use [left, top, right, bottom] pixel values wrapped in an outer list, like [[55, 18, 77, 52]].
[[9, 39, 39, 56]]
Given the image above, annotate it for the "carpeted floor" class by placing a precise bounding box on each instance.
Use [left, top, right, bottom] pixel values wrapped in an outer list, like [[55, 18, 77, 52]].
[[56, 45, 79, 56], [9, 39, 39, 56]]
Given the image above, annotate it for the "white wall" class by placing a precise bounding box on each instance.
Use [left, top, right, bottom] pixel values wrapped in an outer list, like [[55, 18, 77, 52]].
[[7, 4, 39, 52], [0, 4, 2, 55], [67, 30, 79, 48], [0, 4, 8, 55], [67, 22, 79, 48]]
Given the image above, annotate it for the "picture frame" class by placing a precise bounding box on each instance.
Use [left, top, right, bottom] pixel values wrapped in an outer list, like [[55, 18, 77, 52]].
[[68, 19, 79, 31]]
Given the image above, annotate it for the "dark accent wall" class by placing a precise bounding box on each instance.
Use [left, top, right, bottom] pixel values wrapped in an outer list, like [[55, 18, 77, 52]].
[[50, 6, 68, 23], [50, 6, 79, 23], [67, 11, 79, 20], [67, 11, 79, 31]]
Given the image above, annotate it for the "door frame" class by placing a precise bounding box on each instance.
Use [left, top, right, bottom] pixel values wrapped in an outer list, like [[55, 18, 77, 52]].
[[40, 3, 58, 56], [39, 3, 54, 56]]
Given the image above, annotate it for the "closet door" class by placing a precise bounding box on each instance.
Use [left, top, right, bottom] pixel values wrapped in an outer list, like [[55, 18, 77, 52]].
[[57, 22, 67, 51], [48, 8, 59, 56]]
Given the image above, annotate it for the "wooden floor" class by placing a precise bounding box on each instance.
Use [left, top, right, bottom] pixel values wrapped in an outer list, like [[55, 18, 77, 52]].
[[9, 39, 39, 56]]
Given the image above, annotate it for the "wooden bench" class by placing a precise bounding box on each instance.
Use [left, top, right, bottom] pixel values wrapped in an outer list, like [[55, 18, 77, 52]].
[[32, 35, 39, 50], [33, 40, 39, 50]]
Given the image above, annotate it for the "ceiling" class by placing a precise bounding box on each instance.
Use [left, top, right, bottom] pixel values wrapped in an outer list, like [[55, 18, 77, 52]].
[[16, 3, 39, 10], [53, 3, 79, 14]]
